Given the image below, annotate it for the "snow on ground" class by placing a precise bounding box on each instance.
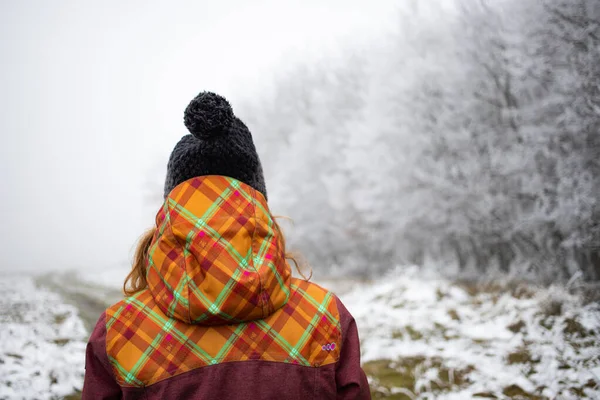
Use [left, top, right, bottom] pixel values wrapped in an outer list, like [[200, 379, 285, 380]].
[[1, 266, 598, 399], [336, 266, 600, 399], [0, 274, 87, 400]]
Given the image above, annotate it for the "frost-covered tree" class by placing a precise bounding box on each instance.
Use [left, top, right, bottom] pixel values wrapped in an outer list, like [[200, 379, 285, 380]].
[[526, 0, 600, 279], [235, 0, 600, 282]]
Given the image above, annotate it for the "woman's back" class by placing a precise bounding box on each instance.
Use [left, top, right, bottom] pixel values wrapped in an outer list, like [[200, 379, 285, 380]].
[[82, 93, 370, 399]]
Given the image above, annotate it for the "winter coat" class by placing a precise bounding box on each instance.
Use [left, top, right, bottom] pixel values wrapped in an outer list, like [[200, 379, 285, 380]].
[[82, 176, 370, 399]]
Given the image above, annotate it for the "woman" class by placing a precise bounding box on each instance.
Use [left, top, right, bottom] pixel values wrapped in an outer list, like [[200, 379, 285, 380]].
[[82, 92, 370, 399]]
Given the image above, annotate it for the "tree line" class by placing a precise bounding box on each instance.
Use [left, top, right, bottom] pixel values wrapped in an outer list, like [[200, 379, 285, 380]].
[[239, 0, 600, 282]]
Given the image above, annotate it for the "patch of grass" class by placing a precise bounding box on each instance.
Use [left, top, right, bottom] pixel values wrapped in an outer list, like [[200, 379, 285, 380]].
[[389, 325, 425, 341], [502, 384, 545, 399], [506, 347, 538, 365], [53, 312, 70, 325], [455, 280, 480, 297], [455, 280, 536, 300], [538, 316, 555, 331], [569, 386, 587, 397], [507, 320, 526, 333], [404, 326, 423, 341], [541, 299, 563, 317], [558, 379, 598, 399], [62, 392, 82, 400], [436, 363, 474, 389], [564, 319, 598, 352], [391, 330, 404, 340], [447, 309, 461, 321], [436, 288, 446, 301], [52, 338, 71, 346], [392, 301, 406, 309], [365, 359, 416, 400], [433, 322, 460, 341], [394, 323, 458, 342], [473, 392, 498, 398], [563, 317, 593, 338], [364, 357, 474, 398], [370, 391, 413, 400], [570, 338, 598, 351], [510, 284, 537, 300]]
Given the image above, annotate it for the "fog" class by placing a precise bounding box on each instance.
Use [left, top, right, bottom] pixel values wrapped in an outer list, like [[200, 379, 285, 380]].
[[0, 0, 398, 272], [2, 3, 599, 396]]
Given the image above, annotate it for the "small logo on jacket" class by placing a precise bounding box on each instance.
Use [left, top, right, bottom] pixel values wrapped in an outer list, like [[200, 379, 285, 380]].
[[322, 343, 336, 351]]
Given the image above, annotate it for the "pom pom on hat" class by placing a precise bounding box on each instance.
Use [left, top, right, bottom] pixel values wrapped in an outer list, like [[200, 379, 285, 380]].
[[165, 90, 268, 200], [183, 92, 234, 139]]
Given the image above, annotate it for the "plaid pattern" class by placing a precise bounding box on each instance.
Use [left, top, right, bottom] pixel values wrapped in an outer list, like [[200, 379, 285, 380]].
[[146, 176, 290, 325], [106, 278, 341, 387], [105, 176, 341, 387]]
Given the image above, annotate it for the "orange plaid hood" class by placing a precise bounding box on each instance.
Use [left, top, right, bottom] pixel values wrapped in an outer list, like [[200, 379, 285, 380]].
[[146, 176, 292, 326]]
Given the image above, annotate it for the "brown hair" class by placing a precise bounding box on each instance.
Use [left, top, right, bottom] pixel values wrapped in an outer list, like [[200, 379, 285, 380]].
[[123, 218, 311, 296]]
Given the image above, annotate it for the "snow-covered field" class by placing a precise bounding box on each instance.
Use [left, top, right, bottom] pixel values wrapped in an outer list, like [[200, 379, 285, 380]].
[[1, 267, 599, 399], [341, 267, 600, 399], [0, 275, 87, 400]]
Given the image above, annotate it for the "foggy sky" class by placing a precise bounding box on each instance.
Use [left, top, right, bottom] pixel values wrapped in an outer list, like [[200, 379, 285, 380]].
[[0, 0, 398, 272]]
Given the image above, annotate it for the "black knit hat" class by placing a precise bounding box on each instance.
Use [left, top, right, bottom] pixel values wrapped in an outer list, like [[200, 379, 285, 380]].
[[164, 92, 267, 199]]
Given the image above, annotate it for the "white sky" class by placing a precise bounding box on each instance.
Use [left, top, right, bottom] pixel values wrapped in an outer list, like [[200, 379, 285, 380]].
[[0, 0, 399, 272]]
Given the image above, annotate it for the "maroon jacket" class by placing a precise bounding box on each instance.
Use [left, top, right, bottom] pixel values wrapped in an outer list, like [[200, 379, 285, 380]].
[[83, 296, 370, 399]]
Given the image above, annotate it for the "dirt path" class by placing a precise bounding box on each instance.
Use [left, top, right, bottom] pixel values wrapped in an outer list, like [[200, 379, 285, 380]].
[[35, 273, 122, 332]]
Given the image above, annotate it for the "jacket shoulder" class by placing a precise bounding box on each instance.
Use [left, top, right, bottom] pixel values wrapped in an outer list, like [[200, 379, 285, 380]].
[[289, 280, 359, 354], [289, 279, 342, 331], [105, 291, 150, 324], [289, 278, 341, 318], [290, 278, 336, 300]]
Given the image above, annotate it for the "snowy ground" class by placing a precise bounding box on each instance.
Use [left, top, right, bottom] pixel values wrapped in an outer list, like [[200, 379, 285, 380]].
[[1, 266, 599, 399], [340, 267, 600, 399], [0, 275, 87, 400]]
